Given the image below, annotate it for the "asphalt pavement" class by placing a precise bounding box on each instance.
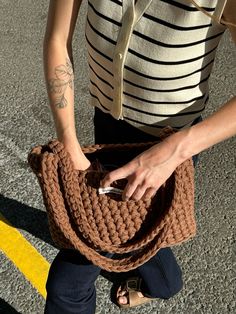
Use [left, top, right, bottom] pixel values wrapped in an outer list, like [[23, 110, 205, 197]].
[[0, 1, 235, 313]]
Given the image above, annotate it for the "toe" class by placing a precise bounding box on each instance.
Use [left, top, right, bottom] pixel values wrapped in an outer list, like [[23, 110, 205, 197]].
[[119, 290, 126, 297], [118, 296, 128, 305]]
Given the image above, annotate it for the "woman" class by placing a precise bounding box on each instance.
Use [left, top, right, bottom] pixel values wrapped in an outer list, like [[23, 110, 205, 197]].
[[43, 0, 236, 313]]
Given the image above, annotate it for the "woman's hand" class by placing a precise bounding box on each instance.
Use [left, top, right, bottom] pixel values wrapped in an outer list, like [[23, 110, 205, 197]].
[[101, 135, 186, 201]]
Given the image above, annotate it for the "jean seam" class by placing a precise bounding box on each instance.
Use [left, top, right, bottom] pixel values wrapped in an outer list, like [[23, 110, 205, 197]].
[[154, 254, 173, 296]]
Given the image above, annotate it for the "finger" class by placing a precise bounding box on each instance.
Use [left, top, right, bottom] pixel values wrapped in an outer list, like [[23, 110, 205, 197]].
[[130, 184, 149, 201], [100, 165, 132, 187], [122, 177, 139, 201], [143, 187, 157, 201]]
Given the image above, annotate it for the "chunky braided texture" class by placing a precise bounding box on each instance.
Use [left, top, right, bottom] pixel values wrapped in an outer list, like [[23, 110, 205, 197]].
[[28, 138, 196, 272]]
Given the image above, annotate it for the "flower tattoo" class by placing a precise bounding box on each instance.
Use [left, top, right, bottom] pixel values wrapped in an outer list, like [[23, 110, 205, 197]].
[[48, 58, 74, 108]]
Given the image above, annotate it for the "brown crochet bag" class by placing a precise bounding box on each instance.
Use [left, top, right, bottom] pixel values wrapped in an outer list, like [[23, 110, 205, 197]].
[[28, 136, 196, 272]]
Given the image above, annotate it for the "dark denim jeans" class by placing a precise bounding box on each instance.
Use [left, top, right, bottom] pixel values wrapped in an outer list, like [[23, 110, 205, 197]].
[[45, 109, 201, 314]]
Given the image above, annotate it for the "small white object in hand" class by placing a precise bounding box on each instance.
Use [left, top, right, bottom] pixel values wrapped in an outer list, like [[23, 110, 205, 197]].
[[98, 187, 123, 195]]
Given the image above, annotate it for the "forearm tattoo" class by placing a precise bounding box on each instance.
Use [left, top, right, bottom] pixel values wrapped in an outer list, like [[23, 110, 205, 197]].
[[48, 58, 74, 109]]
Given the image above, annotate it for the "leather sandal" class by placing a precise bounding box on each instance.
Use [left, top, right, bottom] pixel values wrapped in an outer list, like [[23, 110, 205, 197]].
[[116, 277, 155, 309]]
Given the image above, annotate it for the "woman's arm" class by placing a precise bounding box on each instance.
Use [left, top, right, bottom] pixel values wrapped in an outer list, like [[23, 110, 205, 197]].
[[102, 96, 236, 201], [102, 3, 236, 201], [44, 0, 90, 170]]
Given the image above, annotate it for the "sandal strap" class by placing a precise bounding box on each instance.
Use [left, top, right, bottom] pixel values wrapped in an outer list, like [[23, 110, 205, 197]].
[[118, 277, 155, 308], [126, 277, 142, 291], [129, 291, 153, 307]]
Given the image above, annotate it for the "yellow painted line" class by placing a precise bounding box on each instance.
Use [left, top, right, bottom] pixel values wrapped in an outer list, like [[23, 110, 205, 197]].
[[0, 213, 50, 299]]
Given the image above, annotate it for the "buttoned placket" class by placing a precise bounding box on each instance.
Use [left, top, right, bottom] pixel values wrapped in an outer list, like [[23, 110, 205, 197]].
[[111, 0, 153, 120]]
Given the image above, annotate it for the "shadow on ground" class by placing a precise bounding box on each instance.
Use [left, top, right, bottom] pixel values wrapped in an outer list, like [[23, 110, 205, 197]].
[[0, 194, 53, 246], [0, 194, 137, 301], [0, 298, 20, 314]]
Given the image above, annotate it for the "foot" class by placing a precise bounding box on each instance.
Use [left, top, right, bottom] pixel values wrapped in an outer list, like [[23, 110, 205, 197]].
[[116, 277, 154, 308], [117, 288, 144, 306]]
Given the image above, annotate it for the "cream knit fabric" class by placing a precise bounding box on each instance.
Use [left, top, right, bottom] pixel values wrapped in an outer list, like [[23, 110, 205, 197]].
[[85, 0, 227, 136]]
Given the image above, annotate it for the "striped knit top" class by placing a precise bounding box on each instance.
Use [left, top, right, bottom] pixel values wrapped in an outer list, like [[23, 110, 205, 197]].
[[85, 0, 227, 136]]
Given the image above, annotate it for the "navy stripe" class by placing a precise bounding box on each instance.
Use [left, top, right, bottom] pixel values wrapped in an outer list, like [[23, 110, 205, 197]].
[[89, 91, 110, 112], [124, 58, 214, 80], [90, 78, 206, 105], [89, 63, 113, 89], [89, 59, 211, 93], [124, 115, 201, 130], [89, 89, 206, 124], [88, 1, 121, 27], [89, 1, 224, 48], [85, 33, 113, 62], [133, 30, 223, 49], [90, 80, 113, 101], [109, 0, 215, 16], [143, 12, 212, 31], [90, 1, 212, 31], [161, 0, 215, 12], [123, 103, 206, 117], [87, 18, 218, 65], [124, 74, 210, 93], [88, 49, 215, 82], [87, 18, 116, 45], [128, 45, 217, 65], [135, 0, 214, 30], [108, 0, 122, 6], [88, 52, 113, 76], [123, 116, 182, 129], [124, 90, 206, 104]]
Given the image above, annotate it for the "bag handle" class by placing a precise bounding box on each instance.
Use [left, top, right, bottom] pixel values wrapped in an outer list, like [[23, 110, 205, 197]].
[[48, 141, 168, 252], [188, 0, 236, 27], [28, 140, 195, 272], [48, 139, 193, 254], [29, 143, 168, 271]]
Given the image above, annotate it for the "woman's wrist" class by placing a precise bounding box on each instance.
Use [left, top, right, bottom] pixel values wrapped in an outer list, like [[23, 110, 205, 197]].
[[164, 127, 195, 165], [57, 126, 77, 143], [168, 96, 236, 164], [59, 134, 91, 170]]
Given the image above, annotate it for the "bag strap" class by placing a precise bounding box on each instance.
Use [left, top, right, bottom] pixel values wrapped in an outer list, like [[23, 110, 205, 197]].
[[188, 0, 236, 27], [29, 143, 166, 271], [28, 140, 195, 272], [49, 138, 193, 255], [48, 141, 168, 252]]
